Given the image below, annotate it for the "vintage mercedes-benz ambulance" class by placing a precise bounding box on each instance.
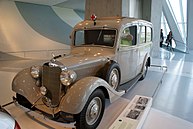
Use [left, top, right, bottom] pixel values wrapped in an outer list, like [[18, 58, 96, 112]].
[[12, 16, 153, 129]]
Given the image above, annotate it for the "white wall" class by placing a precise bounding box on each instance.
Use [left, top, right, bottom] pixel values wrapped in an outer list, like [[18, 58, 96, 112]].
[[0, 1, 70, 59], [149, 0, 163, 57]]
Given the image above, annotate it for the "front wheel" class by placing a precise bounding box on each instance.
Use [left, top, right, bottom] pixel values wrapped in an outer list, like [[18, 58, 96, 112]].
[[16, 93, 35, 110], [75, 89, 105, 129]]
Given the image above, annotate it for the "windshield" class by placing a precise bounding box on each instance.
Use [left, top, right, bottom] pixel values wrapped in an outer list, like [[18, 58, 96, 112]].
[[74, 29, 116, 47]]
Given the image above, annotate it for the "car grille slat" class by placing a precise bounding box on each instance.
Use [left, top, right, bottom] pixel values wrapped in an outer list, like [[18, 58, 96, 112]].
[[42, 65, 61, 107]]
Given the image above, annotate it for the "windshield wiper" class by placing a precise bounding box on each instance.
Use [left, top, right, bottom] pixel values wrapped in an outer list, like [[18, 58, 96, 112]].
[[97, 30, 103, 42]]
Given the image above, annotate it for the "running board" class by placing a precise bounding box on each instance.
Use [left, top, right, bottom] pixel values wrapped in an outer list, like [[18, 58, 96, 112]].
[[118, 74, 142, 93]]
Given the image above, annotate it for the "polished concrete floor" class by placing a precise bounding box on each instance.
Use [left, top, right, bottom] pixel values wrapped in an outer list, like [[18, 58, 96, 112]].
[[151, 48, 193, 123], [1, 47, 193, 128]]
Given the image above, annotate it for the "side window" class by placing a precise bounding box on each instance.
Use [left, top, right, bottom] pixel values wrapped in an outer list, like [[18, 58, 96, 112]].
[[75, 30, 84, 46], [140, 26, 146, 43], [140, 26, 152, 44], [120, 26, 137, 46], [146, 27, 152, 42]]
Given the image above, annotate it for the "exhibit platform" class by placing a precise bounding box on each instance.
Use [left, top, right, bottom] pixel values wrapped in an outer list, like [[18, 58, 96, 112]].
[[3, 95, 193, 129]]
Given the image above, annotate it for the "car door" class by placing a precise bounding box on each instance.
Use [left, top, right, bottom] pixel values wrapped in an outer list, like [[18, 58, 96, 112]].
[[117, 25, 139, 84], [136, 25, 152, 75]]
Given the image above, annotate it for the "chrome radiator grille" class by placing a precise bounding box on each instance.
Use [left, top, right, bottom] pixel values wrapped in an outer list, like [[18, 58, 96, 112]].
[[42, 65, 62, 107]]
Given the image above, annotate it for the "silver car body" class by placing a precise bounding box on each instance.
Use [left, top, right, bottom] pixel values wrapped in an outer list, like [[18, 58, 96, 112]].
[[0, 111, 15, 129], [12, 17, 152, 116], [0, 107, 21, 129]]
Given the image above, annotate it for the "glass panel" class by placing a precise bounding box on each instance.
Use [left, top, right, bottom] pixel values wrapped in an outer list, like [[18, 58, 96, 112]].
[[146, 27, 152, 42], [75, 30, 84, 46], [169, 0, 181, 22], [120, 26, 137, 46], [182, 0, 187, 21], [162, 0, 187, 43], [140, 26, 146, 43]]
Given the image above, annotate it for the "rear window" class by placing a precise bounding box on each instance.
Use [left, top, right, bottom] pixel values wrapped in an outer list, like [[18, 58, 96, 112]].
[[139, 26, 152, 44]]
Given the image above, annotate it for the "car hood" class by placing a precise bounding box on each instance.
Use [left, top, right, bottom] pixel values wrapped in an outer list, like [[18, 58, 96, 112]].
[[51, 47, 115, 69]]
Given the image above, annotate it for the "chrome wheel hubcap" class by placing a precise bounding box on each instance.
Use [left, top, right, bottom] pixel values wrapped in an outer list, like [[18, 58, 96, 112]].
[[109, 68, 119, 89], [86, 97, 102, 125]]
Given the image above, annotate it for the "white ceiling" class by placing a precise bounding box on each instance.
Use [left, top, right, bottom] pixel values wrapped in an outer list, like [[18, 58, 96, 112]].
[[14, 0, 68, 6], [14, 0, 85, 11]]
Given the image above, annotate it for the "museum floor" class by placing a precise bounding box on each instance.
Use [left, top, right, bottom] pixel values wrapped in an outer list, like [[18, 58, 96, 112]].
[[1, 47, 193, 129]]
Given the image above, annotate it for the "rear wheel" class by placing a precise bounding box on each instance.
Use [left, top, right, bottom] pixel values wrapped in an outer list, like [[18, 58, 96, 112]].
[[139, 60, 148, 81], [75, 89, 105, 129], [102, 61, 121, 90]]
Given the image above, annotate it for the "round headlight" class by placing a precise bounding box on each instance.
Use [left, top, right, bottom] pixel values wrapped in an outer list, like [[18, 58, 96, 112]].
[[40, 86, 47, 95], [30, 66, 41, 79], [60, 70, 77, 86]]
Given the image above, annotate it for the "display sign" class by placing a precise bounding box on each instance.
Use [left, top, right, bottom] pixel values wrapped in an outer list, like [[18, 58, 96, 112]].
[[109, 95, 152, 129]]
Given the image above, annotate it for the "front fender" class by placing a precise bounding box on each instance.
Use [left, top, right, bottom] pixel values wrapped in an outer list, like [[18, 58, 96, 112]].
[[12, 70, 124, 115], [59, 76, 124, 114], [12, 68, 41, 103]]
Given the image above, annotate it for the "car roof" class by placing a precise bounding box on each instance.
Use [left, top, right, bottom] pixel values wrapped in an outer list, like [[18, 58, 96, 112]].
[[74, 17, 152, 30]]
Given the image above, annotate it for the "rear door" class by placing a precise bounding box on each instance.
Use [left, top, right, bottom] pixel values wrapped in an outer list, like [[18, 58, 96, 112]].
[[117, 25, 138, 84], [136, 24, 152, 74]]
